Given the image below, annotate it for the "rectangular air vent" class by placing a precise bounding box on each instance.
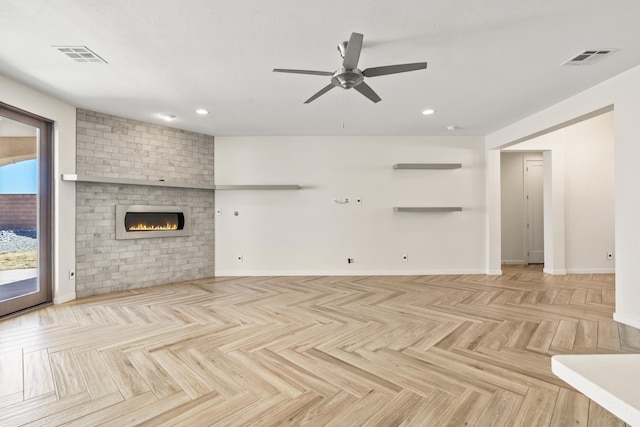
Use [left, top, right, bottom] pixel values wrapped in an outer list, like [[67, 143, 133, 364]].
[[562, 49, 617, 66], [53, 46, 107, 63]]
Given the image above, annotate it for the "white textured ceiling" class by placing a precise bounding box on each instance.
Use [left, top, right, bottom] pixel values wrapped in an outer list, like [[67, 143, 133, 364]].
[[1, 0, 640, 136]]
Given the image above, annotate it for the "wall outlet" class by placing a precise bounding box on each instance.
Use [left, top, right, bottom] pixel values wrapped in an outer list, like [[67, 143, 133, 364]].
[[347, 258, 354, 264], [356, 197, 362, 205], [216, 208, 222, 216], [68, 269, 75, 280], [607, 252, 614, 260], [402, 254, 408, 262], [237, 254, 243, 262]]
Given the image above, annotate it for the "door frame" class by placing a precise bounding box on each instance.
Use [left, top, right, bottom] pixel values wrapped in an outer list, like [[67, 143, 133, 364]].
[[0, 101, 53, 316]]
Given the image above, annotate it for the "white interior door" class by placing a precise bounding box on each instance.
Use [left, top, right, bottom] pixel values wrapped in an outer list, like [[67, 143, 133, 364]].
[[525, 159, 544, 263]]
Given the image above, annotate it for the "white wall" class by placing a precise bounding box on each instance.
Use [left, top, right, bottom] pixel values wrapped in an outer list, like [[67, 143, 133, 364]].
[[215, 136, 486, 275], [486, 65, 640, 329], [500, 152, 543, 264], [0, 73, 77, 304], [543, 148, 567, 275], [563, 113, 615, 272], [504, 112, 615, 273]]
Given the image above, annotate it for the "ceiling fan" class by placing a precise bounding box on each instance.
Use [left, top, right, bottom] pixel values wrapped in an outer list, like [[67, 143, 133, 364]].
[[273, 32, 427, 104]]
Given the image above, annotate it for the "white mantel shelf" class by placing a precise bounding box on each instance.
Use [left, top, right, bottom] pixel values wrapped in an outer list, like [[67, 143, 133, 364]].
[[552, 354, 640, 426], [61, 174, 214, 190], [61, 174, 300, 190]]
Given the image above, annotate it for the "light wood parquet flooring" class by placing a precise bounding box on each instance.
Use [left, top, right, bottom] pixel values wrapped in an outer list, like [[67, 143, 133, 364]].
[[1, 265, 639, 426]]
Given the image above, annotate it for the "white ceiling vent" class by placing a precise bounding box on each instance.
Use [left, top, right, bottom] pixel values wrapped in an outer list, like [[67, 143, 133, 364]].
[[562, 49, 618, 66], [53, 46, 107, 63]]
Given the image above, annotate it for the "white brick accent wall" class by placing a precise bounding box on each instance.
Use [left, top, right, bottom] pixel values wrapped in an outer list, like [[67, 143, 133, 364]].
[[75, 110, 214, 297]]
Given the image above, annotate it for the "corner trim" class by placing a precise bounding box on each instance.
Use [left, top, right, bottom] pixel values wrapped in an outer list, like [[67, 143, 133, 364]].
[[215, 269, 487, 277], [543, 268, 567, 275], [613, 313, 640, 330], [54, 291, 76, 304], [565, 268, 615, 274]]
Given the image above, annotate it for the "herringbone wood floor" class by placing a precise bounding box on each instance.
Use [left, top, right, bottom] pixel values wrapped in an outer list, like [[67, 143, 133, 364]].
[[1, 265, 639, 426]]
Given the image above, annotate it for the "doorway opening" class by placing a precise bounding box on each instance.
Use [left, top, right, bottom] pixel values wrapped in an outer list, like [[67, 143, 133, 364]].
[[500, 152, 544, 266], [0, 102, 53, 317]]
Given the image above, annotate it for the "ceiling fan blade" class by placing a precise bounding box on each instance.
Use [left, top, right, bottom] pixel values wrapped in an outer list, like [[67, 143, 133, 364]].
[[362, 62, 427, 77], [354, 82, 381, 103], [342, 32, 363, 69], [304, 84, 335, 104], [273, 69, 334, 76]]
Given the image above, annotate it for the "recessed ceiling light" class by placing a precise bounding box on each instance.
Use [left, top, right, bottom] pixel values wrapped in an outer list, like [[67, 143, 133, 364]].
[[159, 113, 176, 121], [195, 109, 209, 115], [422, 109, 436, 115]]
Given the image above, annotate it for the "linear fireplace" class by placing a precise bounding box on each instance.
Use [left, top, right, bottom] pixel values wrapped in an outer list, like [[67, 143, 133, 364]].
[[115, 205, 191, 240]]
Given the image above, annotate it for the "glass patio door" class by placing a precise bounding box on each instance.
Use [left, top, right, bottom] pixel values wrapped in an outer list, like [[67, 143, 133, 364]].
[[0, 103, 52, 317]]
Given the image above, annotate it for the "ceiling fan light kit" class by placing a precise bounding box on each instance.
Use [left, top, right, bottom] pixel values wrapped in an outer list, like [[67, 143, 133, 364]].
[[273, 32, 427, 103]]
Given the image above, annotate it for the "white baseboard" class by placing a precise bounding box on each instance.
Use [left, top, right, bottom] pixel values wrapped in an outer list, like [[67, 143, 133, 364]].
[[215, 268, 487, 277], [487, 269, 503, 276], [613, 313, 640, 330], [543, 268, 567, 275], [54, 291, 76, 304], [565, 268, 616, 274], [501, 260, 525, 265]]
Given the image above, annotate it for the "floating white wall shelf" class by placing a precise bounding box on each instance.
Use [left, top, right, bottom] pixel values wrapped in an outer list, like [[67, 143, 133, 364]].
[[392, 163, 462, 211], [61, 174, 300, 190], [393, 207, 462, 212], [393, 163, 462, 169]]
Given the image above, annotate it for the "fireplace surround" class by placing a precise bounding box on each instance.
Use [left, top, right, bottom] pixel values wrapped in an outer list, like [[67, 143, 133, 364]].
[[115, 204, 192, 240], [75, 110, 214, 298]]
